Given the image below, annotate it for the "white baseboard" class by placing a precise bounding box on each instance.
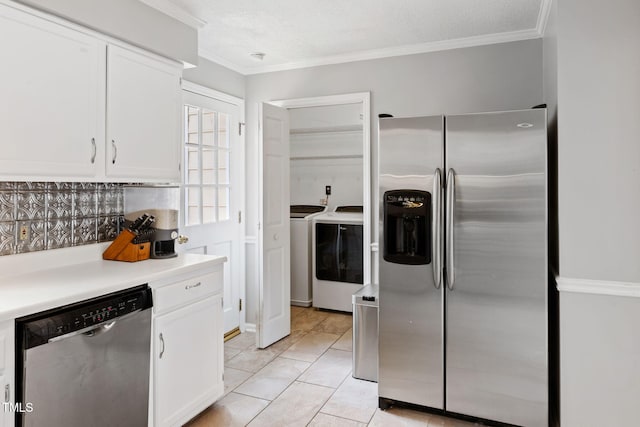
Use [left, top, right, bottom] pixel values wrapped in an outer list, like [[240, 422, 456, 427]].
[[244, 323, 256, 333], [556, 276, 640, 298]]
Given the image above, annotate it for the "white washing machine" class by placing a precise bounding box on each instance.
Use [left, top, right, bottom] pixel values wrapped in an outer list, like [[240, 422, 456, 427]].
[[290, 205, 327, 307], [312, 206, 364, 312]]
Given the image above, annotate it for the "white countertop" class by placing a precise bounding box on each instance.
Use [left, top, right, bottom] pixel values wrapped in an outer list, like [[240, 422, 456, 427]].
[[0, 243, 226, 322]]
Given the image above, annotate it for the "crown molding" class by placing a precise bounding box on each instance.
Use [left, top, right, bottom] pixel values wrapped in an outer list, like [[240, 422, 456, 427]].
[[200, 28, 541, 75], [138, 0, 206, 29], [536, 0, 554, 36], [556, 276, 640, 298]]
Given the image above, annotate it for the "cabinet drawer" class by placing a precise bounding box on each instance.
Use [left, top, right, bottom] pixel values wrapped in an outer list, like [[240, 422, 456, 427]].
[[154, 271, 222, 313]]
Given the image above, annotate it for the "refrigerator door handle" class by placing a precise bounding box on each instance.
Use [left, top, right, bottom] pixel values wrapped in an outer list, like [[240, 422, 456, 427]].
[[446, 168, 455, 290], [432, 168, 443, 289]]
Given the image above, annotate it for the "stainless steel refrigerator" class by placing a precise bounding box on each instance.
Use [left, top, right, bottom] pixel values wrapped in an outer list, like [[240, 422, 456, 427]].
[[378, 109, 548, 426]]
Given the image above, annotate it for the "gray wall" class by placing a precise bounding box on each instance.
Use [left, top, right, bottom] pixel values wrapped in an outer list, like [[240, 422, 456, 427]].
[[15, 0, 198, 65], [556, 0, 640, 425], [560, 292, 640, 426], [183, 56, 246, 99], [557, 0, 640, 283], [244, 39, 544, 324]]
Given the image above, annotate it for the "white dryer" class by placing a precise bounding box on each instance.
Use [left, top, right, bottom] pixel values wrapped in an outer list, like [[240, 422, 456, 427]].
[[290, 205, 327, 307], [312, 206, 364, 312]]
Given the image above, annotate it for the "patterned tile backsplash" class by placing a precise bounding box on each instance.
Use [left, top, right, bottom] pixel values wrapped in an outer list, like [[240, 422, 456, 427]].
[[0, 182, 124, 256]]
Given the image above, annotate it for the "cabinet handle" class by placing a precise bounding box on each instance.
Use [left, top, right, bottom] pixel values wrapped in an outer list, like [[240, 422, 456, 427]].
[[112, 140, 117, 164], [4, 384, 9, 402], [159, 332, 165, 359], [185, 282, 202, 290], [90, 138, 96, 164]]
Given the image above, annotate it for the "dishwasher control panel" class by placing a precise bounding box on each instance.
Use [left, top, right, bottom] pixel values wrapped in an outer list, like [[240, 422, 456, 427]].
[[18, 284, 152, 349]]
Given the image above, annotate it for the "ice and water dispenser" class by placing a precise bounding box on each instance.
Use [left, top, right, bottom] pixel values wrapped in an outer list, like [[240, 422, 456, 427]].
[[383, 190, 431, 265]]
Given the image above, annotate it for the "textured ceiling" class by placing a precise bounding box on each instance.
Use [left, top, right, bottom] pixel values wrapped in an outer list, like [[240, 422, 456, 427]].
[[164, 0, 547, 74]]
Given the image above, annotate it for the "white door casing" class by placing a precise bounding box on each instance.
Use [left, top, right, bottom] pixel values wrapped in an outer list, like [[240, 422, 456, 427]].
[[271, 93, 372, 287], [257, 103, 291, 349], [180, 82, 245, 334]]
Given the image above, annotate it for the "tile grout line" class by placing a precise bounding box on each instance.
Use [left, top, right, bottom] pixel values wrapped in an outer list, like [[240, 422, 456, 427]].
[[221, 310, 356, 426]]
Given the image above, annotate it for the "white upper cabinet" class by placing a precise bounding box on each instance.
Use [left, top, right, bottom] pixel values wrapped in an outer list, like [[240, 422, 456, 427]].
[[0, 4, 105, 180], [106, 45, 182, 182], [0, 3, 182, 183]]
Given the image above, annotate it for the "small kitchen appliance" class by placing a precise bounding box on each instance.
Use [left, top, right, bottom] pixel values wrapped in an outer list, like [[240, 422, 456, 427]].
[[126, 209, 179, 259]]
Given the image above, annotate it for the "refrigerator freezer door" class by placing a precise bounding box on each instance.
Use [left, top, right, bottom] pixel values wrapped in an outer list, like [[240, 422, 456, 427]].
[[445, 109, 548, 426], [378, 116, 444, 409]]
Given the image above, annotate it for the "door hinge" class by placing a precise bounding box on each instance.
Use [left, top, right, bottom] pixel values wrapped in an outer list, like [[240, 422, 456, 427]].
[[239, 122, 245, 136], [238, 210, 242, 224], [239, 299, 242, 311], [4, 384, 9, 402], [258, 222, 261, 230]]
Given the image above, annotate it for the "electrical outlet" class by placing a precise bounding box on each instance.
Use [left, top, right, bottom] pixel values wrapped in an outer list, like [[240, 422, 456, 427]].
[[325, 185, 331, 195], [19, 224, 29, 241]]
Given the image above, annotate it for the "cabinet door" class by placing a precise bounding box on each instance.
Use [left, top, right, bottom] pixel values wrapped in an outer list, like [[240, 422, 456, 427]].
[[154, 295, 223, 427], [106, 45, 181, 182], [0, 321, 14, 427], [0, 4, 105, 179]]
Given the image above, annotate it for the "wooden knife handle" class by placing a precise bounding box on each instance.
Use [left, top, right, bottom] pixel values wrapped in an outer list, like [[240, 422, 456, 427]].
[[102, 229, 137, 260]]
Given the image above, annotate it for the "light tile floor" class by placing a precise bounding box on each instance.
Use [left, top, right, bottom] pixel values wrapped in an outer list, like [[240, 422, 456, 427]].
[[185, 307, 478, 427]]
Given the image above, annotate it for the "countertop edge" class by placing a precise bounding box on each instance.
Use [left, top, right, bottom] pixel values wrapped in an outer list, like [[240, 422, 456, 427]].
[[0, 252, 227, 323]]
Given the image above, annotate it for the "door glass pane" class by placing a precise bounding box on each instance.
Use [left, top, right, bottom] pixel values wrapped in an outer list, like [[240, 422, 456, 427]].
[[218, 113, 229, 148], [218, 149, 230, 185], [202, 186, 216, 223], [186, 105, 199, 143], [185, 187, 200, 226], [183, 100, 234, 226], [202, 148, 215, 185], [218, 186, 229, 221], [185, 146, 200, 184], [202, 109, 216, 146]]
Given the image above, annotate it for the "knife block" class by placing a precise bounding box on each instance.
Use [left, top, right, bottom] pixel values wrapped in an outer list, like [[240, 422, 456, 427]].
[[113, 242, 151, 262], [103, 229, 150, 262]]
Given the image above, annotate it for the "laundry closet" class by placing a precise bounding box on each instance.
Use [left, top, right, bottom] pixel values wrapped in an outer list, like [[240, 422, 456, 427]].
[[288, 103, 364, 312]]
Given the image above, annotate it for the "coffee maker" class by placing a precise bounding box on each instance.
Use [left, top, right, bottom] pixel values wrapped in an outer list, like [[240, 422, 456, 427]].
[[125, 209, 179, 259]]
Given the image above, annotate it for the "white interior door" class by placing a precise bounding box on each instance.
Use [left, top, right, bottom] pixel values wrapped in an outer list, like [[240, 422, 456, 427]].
[[180, 86, 244, 335], [258, 103, 290, 348]]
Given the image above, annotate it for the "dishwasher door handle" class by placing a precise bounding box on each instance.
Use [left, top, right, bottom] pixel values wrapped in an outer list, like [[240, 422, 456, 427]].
[[82, 321, 116, 338]]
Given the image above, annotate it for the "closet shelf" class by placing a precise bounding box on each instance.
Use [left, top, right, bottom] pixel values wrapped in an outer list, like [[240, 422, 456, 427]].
[[290, 154, 363, 161], [290, 125, 362, 135]]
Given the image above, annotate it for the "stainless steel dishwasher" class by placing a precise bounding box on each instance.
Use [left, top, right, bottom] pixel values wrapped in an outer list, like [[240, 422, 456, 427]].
[[16, 284, 153, 427]]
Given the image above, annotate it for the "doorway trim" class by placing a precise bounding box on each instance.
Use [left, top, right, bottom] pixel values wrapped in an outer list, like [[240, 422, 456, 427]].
[[271, 91, 372, 289]]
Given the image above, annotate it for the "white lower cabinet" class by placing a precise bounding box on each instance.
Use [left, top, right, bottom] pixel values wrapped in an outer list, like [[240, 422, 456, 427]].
[[152, 272, 224, 427], [0, 321, 14, 427]]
